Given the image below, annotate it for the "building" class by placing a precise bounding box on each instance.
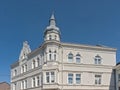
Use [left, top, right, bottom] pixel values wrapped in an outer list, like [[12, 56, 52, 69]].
[[0, 82, 10, 90], [11, 13, 117, 90], [114, 63, 120, 90]]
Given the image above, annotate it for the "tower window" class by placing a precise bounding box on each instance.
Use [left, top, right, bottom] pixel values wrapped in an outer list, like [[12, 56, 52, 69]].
[[55, 35, 57, 40], [49, 50, 52, 60], [49, 35, 52, 40], [54, 50, 57, 60]]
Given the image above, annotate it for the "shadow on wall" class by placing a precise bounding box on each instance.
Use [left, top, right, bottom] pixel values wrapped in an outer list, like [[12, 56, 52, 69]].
[[109, 70, 116, 90]]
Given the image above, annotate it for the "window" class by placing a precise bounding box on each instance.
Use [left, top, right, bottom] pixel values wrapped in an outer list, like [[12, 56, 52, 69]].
[[13, 83, 16, 90], [76, 54, 81, 63], [94, 55, 101, 65], [13, 69, 17, 76], [46, 71, 55, 83], [25, 80, 27, 89], [68, 73, 73, 84], [51, 72, 55, 83], [21, 80, 27, 89], [68, 53, 73, 62], [37, 76, 40, 86], [25, 64, 27, 72], [49, 50, 52, 60], [32, 77, 35, 87], [76, 74, 81, 84], [32, 60, 36, 69], [54, 51, 56, 60], [46, 72, 50, 83], [118, 74, 120, 81], [49, 35, 52, 40], [22, 65, 24, 73], [95, 75, 101, 85], [36, 57, 40, 67], [55, 35, 57, 40]]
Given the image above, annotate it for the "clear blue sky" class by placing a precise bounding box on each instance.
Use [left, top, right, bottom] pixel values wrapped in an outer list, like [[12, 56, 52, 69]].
[[0, 0, 120, 83]]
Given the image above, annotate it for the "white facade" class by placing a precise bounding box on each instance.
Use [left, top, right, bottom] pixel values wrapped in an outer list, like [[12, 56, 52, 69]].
[[114, 64, 120, 90], [11, 13, 117, 90]]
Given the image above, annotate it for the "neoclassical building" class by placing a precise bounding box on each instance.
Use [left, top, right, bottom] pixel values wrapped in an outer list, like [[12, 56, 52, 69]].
[[11, 14, 117, 90]]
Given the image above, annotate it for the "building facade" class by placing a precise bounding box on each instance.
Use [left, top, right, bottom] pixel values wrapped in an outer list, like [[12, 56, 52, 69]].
[[114, 63, 120, 90], [11, 14, 117, 90]]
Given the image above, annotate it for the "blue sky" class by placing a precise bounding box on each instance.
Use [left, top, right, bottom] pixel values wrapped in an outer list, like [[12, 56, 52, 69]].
[[0, 0, 120, 83]]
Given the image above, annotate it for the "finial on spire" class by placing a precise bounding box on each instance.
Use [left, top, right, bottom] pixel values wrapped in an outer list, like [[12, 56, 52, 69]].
[[49, 12, 56, 26], [50, 11, 55, 20]]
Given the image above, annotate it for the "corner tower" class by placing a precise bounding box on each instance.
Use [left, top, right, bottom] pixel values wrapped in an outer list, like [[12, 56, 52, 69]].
[[44, 13, 61, 42]]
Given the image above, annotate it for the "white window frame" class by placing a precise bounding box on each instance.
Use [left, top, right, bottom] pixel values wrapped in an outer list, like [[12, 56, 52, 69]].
[[95, 75, 102, 85], [45, 71, 55, 84], [76, 54, 81, 63], [68, 73, 73, 84], [94, 55, 102, 65], [76, 74, 81, 84], [68, 53, 73, 62]]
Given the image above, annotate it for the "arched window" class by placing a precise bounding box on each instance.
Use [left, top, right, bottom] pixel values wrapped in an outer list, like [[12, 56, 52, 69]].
[[94, 55, 101, 65], [54, 50, 56, 60], [76, 54, 81, 63], [68, 53, 73, 62], [49, 50, 52, 60], [49, 35, 52, 40]]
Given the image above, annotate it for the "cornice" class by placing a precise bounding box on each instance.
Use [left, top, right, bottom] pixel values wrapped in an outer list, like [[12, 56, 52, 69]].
[[61, 42, 117, 52]]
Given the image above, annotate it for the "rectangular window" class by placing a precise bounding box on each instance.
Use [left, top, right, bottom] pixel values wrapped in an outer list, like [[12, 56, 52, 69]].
[[32, 77, 35, 87], [118, 74, 120, 81], [13, 83, 16, 90], [76, 74, 81, 84], [51, 72, 55, 83], [37, 76, 40, 86], [46, 72, 50, 83], [95, 75, 101, 85], [76, 58, 80, 63], [68, 73, 73, 84], [25, 80, 27, 89]]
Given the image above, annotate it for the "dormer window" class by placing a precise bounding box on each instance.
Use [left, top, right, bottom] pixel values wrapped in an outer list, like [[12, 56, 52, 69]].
[[94, 55, 102, 65]]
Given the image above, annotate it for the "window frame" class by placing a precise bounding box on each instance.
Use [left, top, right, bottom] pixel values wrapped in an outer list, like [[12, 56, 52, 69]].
[[76, 74, 81, 84], [94, 55, 102, 65], [76, 54, 81, 63], [95, 74, 102, 85], [68, 53, 73, 63], [68, 73, 73, 84]]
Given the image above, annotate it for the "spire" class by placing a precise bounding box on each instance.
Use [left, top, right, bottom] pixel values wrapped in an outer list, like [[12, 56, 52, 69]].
[[49, 12, 56, 26]]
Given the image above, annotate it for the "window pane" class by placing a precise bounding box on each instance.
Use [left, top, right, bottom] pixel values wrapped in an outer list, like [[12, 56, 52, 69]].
[[68, 53, 73, 62], [94, 55, 101, 65], [76, 74, 81, 84], [46, 72, 49, 83], [68, 73, 73, 84], [95, 75, 101, 85], [51, 72, 55, 83]]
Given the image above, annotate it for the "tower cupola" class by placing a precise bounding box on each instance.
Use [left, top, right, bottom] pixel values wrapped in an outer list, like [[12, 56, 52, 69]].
[[44, 13, 60, 42]]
